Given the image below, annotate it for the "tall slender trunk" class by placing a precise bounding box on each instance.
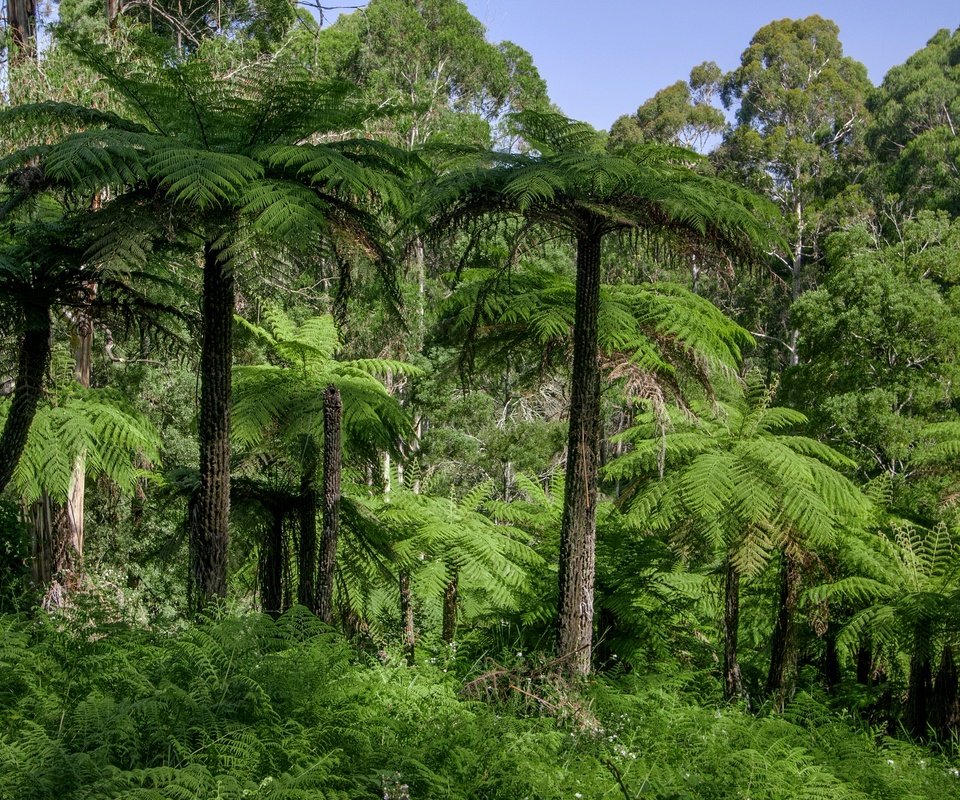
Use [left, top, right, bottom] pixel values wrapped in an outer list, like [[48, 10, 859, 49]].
[[856, 642, 872, 684], [0, 311, 52, 495], [723, 557, 746, 702], [906, 652, 933, 740], [62, 310, 93, 574], [785, 198, 803, 368], [191, 241, 233, 610], [298, 436, 318, 613], [823, 628, 841, 689], [442, 567, 458, 644], [400, 569, 415, 666], [932, 645, 960, 740], [555, 228, 603, 677], [8, 0, 37, 62], [765, 549, 801, 709], [30, 494, 69, 601], [260, 506, 284, 618], [316, 385, 342, 624]]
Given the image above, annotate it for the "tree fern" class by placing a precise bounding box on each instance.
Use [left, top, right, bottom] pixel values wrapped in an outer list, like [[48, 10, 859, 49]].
[[2, 385, 161, 505], [1, 31, 416, 607], [607, 374, 872, 700]]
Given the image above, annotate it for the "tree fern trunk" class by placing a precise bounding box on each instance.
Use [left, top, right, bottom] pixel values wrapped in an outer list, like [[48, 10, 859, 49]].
[[30, 493, 74, 608], [192, 241, 233, 610], [906, 652, 933, 740], [298, 436, 318, 614], [556, 228, 603, 677], [723, 557, 747, 702], [316, 385, 342, 625], [824, 628, 841, 689], [0, 311, 52, 495], [932, 645, 960, 740], [400, 569, 415, 666], [856, 641, 872, 684], [260, 506, 284, 618], [442, 567, 458, 644], [765, 550, 801, 710]]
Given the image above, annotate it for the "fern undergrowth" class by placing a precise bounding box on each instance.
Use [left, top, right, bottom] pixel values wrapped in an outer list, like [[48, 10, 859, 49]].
[[1, 610, 958, 799]]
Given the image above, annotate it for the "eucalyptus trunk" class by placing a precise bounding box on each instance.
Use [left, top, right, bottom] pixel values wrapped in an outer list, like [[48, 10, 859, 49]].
[[63, 311, 93, 573], [400, 570, 415, 666], [442, 568, 459, 644], [191, 242, 234, 610], [316, 384, 342, 625], [8, 0, 37, 61], [765, 550, 801, 709], [0, 311, 52, 495], [555, 227, 603, 677], [723, 557, 747, 702]]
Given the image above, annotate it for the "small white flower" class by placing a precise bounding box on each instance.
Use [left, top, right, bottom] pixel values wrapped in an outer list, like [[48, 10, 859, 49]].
[[886, 759, 895, 767]]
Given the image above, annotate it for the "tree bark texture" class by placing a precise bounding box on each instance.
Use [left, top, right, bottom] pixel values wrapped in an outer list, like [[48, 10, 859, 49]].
[[63, 310, 93, 574], [260, 507, 285, 618], [316, 384, 342, 625], [400, 569, 415, 666], [907, 645, 933, 740], [442, 568, 459, 644], [765, 549, 801, 709], [29, 494, 69, 602], [932, 645, 960, 739], [856, 642, 872, 685], [0, 312, 51, 495], [723, 557, 747, 702], [555, 229, 603, 677], [298, 436, 318, 614], [191, 242, 234, 610], [8, 0, 37, 60]]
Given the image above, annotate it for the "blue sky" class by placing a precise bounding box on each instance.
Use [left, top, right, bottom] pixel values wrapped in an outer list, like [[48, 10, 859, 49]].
[[326, 1, 959, 130]]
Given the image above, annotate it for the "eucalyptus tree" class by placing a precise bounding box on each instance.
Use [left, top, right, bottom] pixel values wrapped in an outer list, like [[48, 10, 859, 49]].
[[313, 0, 550, 150], [718, 15, 871, 368], [606, 378, 871, 704], [609, 62, 727, 153], [867, 27, 960, 216], [0, 33, 409, 608], [787, 215, 960, 485], [426, 113, 774, 675]]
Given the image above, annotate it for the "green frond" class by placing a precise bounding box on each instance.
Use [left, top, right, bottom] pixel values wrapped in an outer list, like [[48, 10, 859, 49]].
[[0, 101, 148, 135], [7, 387, 161, 504]]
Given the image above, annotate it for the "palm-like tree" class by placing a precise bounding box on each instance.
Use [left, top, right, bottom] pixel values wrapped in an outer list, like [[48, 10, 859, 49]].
[[0, 34, 410, 607], [606, 377, 871, 702], [0, 213, 152, 497], [351, 479, 543, 660], [812, 520, 960, 738], [425, 113, 776, 674], [232, 307, 416, 620]]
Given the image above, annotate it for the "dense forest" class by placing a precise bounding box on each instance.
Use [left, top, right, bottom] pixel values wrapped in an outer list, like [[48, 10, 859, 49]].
[[2, 1, 960, 797]]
